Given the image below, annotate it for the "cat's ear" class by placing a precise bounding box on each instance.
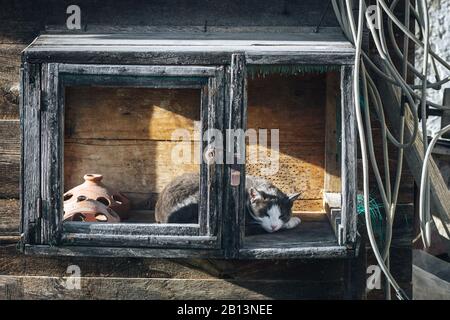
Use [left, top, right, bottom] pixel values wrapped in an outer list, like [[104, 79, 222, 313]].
[[249, 188, 263, 203], [288, 192, 301, 203]]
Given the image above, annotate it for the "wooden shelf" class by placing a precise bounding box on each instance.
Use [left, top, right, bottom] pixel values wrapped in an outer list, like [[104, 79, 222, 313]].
[[28, 32, 354, 53], [245, 213, 336, 247], [241, 212, 350, 259], [61, 210, 350, 259]]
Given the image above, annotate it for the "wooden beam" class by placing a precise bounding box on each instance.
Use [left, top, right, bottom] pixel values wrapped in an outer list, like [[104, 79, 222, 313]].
[[40, 63, 61, 245], [375, 65, 450, 242], [341, 66, 358, 246], [224, 53, 246, 257], [0, 274, 345, 300], [413, 249, 450, 299], [0, 243, 346, 281], [0, 241, 350, 299], [441, 88, 450, 139], [21, 62, 41, 245]]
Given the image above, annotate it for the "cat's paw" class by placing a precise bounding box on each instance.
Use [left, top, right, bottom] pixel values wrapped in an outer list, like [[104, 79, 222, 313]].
[[284, 217, 301, 229]]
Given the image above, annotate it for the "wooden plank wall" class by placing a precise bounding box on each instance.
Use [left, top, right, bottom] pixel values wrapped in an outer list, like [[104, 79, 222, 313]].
[[0, 0, 412, 299], [64, 87, 200, 209], [246, 73, 328, 212]]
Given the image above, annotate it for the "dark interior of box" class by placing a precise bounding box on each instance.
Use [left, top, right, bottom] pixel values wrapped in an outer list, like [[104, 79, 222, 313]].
[[63, 71, 341, 245]]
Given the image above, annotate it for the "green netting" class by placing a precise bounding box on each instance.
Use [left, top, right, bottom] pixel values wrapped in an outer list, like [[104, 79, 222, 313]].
[[357, 194, 385, 246], [247, 64, 340, 78]]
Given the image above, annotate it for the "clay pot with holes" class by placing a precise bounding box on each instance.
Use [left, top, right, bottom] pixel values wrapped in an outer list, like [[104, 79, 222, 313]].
[[63, 174, 131, 220], [63, 197, 121, 223]]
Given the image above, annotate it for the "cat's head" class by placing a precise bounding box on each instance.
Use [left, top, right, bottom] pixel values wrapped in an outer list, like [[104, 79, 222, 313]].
[[247, 188, 301, 233]]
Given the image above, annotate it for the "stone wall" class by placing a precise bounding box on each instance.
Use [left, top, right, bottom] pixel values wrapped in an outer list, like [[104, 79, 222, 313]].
[[415, 0, 450, 133]]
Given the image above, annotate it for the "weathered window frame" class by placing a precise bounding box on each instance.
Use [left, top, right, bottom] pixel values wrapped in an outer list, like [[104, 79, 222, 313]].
[[223, 54, 357, 259], [21, 63, 225, 257]]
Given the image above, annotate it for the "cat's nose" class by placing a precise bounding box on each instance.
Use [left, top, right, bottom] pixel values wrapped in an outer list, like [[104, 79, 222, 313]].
[[271, 224, 277, 231]]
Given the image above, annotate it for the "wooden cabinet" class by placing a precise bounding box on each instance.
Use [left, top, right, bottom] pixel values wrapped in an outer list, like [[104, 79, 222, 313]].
[[20, 32, 357, 259]]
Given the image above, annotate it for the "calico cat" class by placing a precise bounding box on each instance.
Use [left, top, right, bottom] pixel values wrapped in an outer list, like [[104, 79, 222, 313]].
[[155, 172, 301, 233]]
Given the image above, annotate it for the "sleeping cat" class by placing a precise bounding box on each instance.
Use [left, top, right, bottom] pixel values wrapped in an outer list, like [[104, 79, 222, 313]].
[[155, 172, 301, 233]]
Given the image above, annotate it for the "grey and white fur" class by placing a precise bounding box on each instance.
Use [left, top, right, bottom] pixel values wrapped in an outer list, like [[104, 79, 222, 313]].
[[155, 172, 301, 233]]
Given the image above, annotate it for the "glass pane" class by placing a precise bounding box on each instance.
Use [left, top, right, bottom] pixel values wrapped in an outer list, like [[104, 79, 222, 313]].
[[244, 69, 341, 246], [63, 86, 201, 224]]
